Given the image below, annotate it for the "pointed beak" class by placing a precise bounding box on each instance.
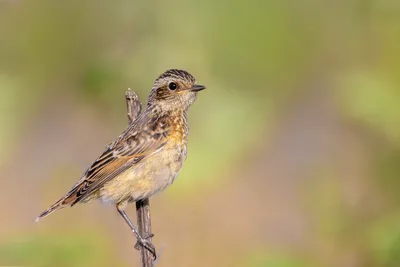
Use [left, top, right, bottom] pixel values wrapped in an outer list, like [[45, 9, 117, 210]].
[[190, 84, 206, 92]]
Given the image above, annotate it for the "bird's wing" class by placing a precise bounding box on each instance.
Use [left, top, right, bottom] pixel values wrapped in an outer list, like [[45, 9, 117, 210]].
[[65, 115, 170, 205]]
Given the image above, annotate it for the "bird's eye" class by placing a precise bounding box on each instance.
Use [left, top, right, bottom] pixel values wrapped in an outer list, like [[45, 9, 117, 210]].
[[168, 82, 178, 90]]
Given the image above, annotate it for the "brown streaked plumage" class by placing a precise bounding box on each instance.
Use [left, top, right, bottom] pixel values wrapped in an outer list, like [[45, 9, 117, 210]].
[[36, 69, 206, 258]]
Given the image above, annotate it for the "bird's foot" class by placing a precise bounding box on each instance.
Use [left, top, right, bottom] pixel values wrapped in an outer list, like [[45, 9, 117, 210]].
[[135, 233, 156, 259]]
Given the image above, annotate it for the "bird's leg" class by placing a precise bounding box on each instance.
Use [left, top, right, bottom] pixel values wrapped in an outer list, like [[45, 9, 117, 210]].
[[116, 204, 157, 259]]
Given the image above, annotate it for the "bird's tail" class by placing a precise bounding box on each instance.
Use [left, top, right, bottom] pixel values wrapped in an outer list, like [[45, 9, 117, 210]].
[[35, 197, 67, 222], [35, 177, 89, 222]]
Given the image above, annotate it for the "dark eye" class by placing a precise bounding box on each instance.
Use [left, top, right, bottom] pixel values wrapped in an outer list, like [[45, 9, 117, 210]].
[[168, 82, 178, 90]]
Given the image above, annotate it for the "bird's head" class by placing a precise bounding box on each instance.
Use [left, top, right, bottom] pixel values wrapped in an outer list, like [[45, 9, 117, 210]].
[[147, 69, 206, 112]]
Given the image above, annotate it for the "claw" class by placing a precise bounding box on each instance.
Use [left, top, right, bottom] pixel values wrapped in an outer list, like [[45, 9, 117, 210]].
[[135, 233, 156, 260]]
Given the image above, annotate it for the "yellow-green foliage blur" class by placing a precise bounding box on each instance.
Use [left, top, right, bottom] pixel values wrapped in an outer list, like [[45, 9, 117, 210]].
[[1, 1, 400, 267]]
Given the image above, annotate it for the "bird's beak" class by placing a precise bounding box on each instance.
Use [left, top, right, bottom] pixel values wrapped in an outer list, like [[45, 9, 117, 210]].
[[189, 84, 206, 92]]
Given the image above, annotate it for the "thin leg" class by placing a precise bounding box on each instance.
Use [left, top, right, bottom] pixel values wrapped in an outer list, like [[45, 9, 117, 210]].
[[117, 205, 157, 259], [117, 208, 141, 239]]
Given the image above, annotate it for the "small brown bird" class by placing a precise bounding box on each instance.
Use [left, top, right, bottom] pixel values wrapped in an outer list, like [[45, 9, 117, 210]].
[[36, 69, 206, 258]]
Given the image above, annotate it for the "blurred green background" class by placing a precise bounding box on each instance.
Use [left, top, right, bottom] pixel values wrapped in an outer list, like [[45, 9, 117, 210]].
[[1, 0, 400, 266]]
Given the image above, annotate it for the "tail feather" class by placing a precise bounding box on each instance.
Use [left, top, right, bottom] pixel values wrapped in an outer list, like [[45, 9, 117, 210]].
[[36, 177, 88, 222], [35, 197, 66, 222]]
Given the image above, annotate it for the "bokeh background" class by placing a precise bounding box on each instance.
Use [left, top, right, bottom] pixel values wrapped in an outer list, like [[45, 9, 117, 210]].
[[1, 1, 400, 266]]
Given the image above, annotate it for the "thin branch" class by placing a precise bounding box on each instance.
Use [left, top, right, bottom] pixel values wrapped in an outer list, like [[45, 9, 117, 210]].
[[125, 88, 142, 124], [125, 88, 154, 267], [136, 199, 154, 266]]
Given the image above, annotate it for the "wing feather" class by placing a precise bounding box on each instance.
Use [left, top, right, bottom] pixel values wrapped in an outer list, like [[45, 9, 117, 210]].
[[66, 114, 170, 205]]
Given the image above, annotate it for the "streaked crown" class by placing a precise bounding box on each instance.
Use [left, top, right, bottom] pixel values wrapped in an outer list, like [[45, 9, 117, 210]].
[[155, 69, 196, 85]]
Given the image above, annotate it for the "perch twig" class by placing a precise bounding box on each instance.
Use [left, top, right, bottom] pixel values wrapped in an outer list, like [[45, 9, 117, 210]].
[[125, 88, 154, 267]]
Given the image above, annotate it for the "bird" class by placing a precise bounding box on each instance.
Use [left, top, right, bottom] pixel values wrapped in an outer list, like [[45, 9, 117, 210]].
[[36, 69, 206, 258]]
